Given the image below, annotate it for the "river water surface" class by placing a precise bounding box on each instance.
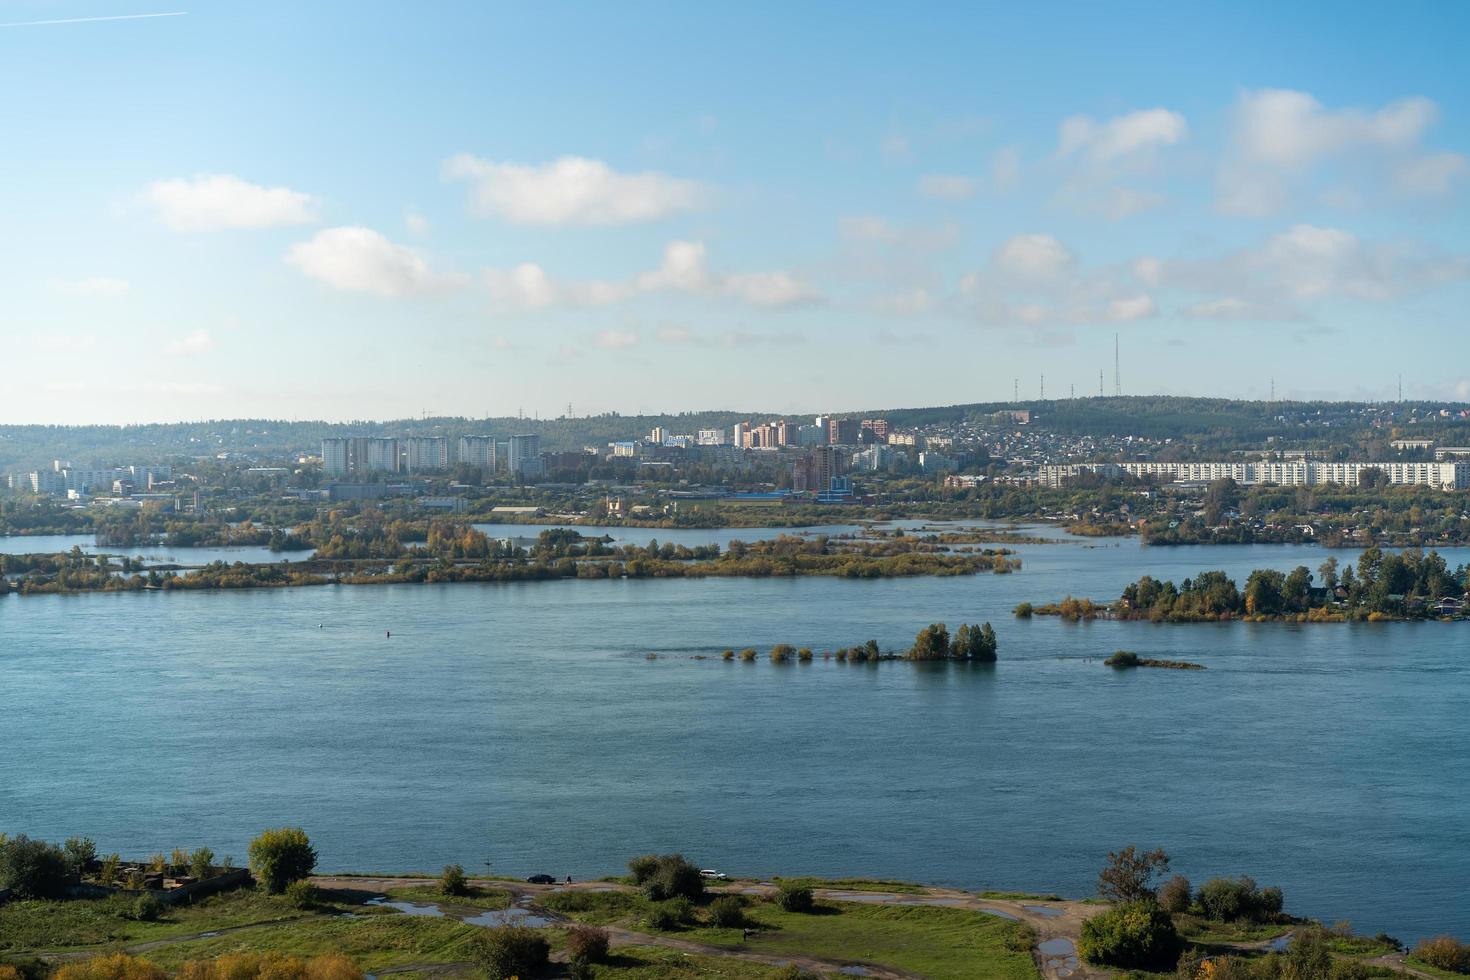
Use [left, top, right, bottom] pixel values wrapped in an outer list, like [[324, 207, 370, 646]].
[[2, 525, 1466, 940]]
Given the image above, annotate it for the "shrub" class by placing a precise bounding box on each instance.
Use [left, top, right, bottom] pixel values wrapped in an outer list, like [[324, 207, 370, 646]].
[[1414, 935, 1470, 974], [170, 849, 190, 874], [1196, 875, 1282, 922], [247, 828, 317, 894], [99, 853, 122, 887], [640, 854, 704, 902], [471, 926, 550, 980], [906, 623, 950, 660], [770, 644, 795, 663], [1077, 900, 1181, 971], [149, 854, 167, 874], [739, 648, 758, 662], [797, 648, 813, 661], [0, 834, 71, 899], [775, 883, 814, 913], [564, 925, 610, 964], [708, 895, 746, 928], [722, 649, 735, 661], [64, 837, 98, 875], [176, 953, 362, 980], [188, 848, 215, 881], [1104, 650, 1140, 667], [129, 895, 164, 922], [284, 880, 320, 909], [52, 954, 166, 980], [1158, 874, 1192, 914], [645, 903, 680, 931], [1014, 602, 1034, 618], [766, 968, 821, 980], [440, 863, 468, 896], [628, 854, 660, 884]]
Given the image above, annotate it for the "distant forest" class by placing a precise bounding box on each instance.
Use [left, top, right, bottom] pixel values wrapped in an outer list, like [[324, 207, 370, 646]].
[[1, 396, 1467, 472]]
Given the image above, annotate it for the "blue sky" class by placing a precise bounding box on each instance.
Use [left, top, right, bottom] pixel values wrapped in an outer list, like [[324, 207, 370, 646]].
[[3, 1, 1468, 423]]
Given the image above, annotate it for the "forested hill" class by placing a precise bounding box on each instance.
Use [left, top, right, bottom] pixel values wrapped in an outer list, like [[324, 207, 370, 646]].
[[1, 396, 1467, 471]]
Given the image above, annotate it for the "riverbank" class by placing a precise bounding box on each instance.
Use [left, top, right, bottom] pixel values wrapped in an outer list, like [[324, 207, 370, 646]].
[[7, 870, 1458, 980]]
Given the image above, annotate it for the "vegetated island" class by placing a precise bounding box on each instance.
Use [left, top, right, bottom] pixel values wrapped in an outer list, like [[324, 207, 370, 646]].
[[1016, 548, 1470, 624], [704, 621, 1000, 664], [0, 528, 1020, 597], [6, 829, 1468, 980], [1103, 650, 1205, 670]]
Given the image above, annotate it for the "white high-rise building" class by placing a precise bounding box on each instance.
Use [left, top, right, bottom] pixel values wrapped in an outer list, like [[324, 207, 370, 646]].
[[459, 435, 496, 469], [507, 434, 542, 477], [400, 437, 448, 472]]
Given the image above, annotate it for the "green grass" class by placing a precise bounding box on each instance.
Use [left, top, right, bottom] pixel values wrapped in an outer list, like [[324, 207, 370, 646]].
[[577, 945, 790, 977], [383, 885, 511, 910], [1404, 957, 1470, 980], [1174, 913, 1293, 945], [977, 890, 1066, 902], [536, 889, 644, 924], [0, 888, 326, 953], [135, 915, 485, 972], [771, 876, 927, 895], [685, 899, 1040, 980]]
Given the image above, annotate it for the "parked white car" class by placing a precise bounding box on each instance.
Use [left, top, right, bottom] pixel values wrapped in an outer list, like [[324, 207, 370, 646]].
[[699, 869, 728, 880]]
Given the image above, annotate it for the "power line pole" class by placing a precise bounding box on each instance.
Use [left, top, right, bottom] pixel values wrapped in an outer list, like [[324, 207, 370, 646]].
[[1040, 373, 1045, 400], [1099, 370, 1104, 397], [1113, 333, 1121, 397], [1013, 378, 1018, 402]]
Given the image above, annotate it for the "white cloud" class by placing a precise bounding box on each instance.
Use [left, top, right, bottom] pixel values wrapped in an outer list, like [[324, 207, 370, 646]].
[[1058, 108, 1188, 165], [286, 226, 462, 297], [141, 174, 319, 231], [881, 133, 912, 163], [1232, 90, 1434, 169], [871, 288, 935, 316], [484, 240, 817, 311], [443, 154, 706, 226], [165, 329, 216, 356], [917, 174, 977, 200], [1139, 224, 1470, 315], [722, 270, 817, 307], [46, 276, 130, 295], [1105, 294, 1157, 322], [32, 333, 97, 353], [404, 209, 431, 236], [840, 215, 959, 252], [1219, 90, 1459, 215], [992, 234, 1076, 281], [993, 147, 1021, 191], [592, 329, 640, 349], [959, 233, 1155, 327], [1394, 152, 1469, 197], [656, 324, 693, 344]]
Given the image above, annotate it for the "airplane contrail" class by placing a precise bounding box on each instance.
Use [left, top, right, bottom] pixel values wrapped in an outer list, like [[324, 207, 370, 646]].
[[0, 11, 187, 28]]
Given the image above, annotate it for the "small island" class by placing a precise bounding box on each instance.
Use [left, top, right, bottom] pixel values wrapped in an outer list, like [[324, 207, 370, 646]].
[[1103, 650, 1205, 670], [1020, 548, 1470, 624]]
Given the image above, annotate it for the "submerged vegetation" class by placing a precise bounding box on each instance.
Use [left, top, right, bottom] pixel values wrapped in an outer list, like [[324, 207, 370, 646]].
[[718, 621, 1000, 665], [1103, 650, 1205, 670]]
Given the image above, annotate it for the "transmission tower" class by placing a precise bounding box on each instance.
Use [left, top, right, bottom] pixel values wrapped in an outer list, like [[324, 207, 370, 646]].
[[1113, 333, 1121, 397]]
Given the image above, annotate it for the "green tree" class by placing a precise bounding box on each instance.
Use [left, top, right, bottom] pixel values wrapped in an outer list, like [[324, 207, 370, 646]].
[[63, 837, 98, 876], [247, 828, 317, 894], [906, 623, 950, 660], [440, 863, 468, 896], [0, 834, 71, 899], [1097, 845, 1170, 903]]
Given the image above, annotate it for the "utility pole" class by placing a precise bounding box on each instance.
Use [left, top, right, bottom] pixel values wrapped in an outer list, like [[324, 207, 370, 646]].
[[1270, 377, 1275, 401], [1040, 373, 1045, 400], [1099, 370, 1104, 397], [1070, 383, 1075, 400], [1013, 378, 1018, 402]]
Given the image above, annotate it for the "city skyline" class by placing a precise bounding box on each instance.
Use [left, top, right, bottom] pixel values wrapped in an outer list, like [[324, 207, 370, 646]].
[[4, 1, 1470, 425]]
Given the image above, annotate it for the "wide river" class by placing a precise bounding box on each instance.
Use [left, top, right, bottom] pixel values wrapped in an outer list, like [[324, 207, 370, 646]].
[[2, 524, 1466, 941]]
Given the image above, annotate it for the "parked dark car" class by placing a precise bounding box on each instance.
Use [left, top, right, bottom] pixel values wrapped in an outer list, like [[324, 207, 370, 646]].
[[526, 873, 557, 884]]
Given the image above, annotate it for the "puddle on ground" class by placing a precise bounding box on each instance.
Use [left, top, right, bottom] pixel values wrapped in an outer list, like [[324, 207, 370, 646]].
[[838, 968, 869, 977], [824, 892, 891, 902], [1269, 934, 1294, 952], [1024, 904, 1065, 918], [461, 904, 556, 929], [198, 932, 220, 938], [1038, 937, 1080, 978], [365, 898, 444, 917], [916, 897, 969, 907], [979, 908, 1020, 921]]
